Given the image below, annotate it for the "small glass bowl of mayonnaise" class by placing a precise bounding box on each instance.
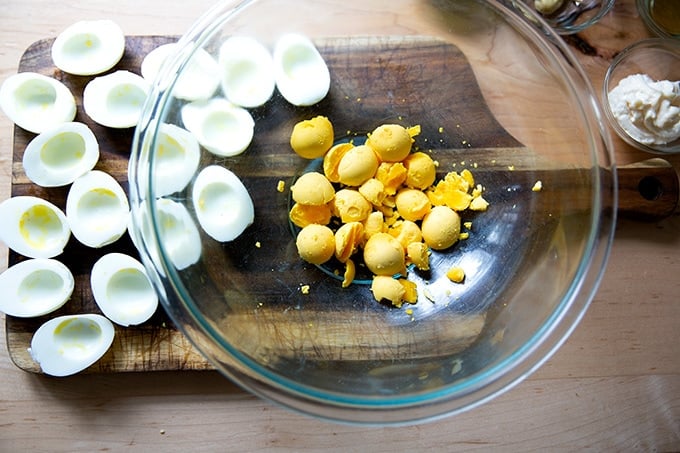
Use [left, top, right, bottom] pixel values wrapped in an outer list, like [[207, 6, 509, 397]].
[[603, 38, 680, 154]]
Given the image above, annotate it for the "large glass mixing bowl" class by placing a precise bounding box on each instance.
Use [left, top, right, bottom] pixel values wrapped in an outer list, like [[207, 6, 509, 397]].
[[129, 0, 616, 424]]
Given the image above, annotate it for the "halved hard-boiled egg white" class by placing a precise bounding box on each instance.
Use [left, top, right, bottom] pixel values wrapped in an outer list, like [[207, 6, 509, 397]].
[[91, 252, 158, 326], [154, 198, 202, 269], [22, 122, 99, 188], [273, 33, 330, 107], [51, 19, 125, 76], [0, 258, 74, 317], [29, 313, 115, 376], [218, 36, 275, 108], [0, 72, 76, 134], [181, 98, 254, 157], [83, 70, 150, 128], [66, 170, 129, 248], [129, 198, 202, 271], [150, 123, 200, 197], [192, 165, 254, 242], [0, 196, 70, 258], [141, 43, 219, 101]]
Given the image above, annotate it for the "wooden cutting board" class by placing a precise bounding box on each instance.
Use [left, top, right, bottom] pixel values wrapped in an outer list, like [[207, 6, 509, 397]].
[[5, 35, 678, 374], [7, 36, 212, 373]]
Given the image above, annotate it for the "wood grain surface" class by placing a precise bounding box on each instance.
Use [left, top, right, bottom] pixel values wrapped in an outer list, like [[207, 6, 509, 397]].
[[1, 0, 679, 451], [6, 34, 519, 373]]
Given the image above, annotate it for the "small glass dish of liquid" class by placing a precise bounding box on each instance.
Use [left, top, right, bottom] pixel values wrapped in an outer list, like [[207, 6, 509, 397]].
[[637, 0, 680, 39]]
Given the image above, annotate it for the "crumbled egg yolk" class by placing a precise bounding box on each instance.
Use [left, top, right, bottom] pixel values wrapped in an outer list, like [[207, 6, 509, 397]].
[[446, 266, 465, 283], [289, 117, 489, 307], [289, 202, 332, 228], [532, 180, 543, 192]]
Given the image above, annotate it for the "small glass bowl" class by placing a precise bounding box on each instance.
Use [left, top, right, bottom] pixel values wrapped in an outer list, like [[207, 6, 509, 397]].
[[516, 0, 615, 34], [602, 38, 680, 154], [637, 0, 680, 39]]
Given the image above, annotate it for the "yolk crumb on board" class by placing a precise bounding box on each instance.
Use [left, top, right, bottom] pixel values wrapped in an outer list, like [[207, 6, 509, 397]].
[[532, 180, 543, 192], [300, 284, 310, 294], [276, 180, 285, 192]]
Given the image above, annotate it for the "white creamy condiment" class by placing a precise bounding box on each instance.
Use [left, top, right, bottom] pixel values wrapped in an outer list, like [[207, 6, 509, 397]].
[[608, 74, 680, 146]]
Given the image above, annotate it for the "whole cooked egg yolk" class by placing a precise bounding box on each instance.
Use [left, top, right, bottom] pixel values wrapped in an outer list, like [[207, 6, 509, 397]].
[[363, 232, 405, 276], [332, 189, 371, 223], [290, 115, 334, 159], [337, 144, 379, 186], [421, 205, 461, 250], [366, 124, 413, 162], [291, 172, 335, 206], [296, 224, 335, 265], [403, 152, 436, 189], [395, 188, 431, 222]]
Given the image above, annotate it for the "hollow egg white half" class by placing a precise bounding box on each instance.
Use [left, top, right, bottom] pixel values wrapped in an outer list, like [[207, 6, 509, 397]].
[[0, 258, 74, 317], [22, 122, 99, 188], [181, 98, 254, 157], [141, 43, 219, 101], [91, 252, 158, 326], [0, 72, 76, 134], [66, 170, 130, 248], [0, 196, 70, 258], [29, 313, 115, 377], [218, 36, 275, 108], [273, 33, 330, 106], [51, 19, 125, 76], [129, 198, 202, 272], [150, 123, 200, 197], [192, 165, 254, 242], [83, 70, 150, 128]]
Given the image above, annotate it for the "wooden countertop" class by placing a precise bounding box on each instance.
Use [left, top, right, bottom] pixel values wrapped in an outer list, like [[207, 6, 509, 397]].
[[1, 0, 678, 450]]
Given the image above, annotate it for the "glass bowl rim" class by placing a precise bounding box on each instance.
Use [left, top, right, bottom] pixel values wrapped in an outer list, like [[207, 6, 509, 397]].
[[129, 0, 617, 425]]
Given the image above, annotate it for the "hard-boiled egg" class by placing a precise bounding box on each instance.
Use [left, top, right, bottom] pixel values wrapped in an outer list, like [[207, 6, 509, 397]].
[[192, 165, 254, 242], [150, 123, 200, 197], [273, 33, 330, 106], [83, 70, 150, 128], [180, 98, 254, 156], [66, 170, 129, 248], [0, 72, 76, 134], [0, 196, 70, 258], [90, 252, 158, 326], [51, 19, 125, 76], [141, 43, 219, 101], [29, 313, 114, 377], [22, 122, 99, 188], [218, 36, 275, 108], [153, 198, 202, 269], [0, 258, 74, 317], [129, 198, 202, 271]]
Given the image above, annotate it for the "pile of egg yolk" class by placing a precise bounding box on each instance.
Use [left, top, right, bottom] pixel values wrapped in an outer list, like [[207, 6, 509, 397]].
[[289, 119, 489, 307]]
